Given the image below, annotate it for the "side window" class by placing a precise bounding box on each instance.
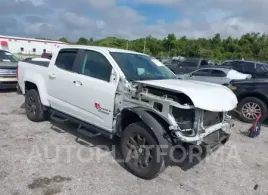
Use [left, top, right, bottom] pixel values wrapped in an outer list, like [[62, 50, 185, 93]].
[[231, 61, 243, 72], [211, 70, 226, 77], [255, 64, 267, 73], [180, 61, 196, 67], [55, 49, 78, 71], [80, 50, 112, 82], [200, 60, 209, 66], [171, 60, 179, 64], [221, 61, 232, 66], [240, 62, 255, 73], [192, 69, 211, 76]]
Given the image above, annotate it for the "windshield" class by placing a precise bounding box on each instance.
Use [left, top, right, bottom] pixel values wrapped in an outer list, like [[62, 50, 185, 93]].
[[110, 52, 176, 81], [0, 51, 19, 62]]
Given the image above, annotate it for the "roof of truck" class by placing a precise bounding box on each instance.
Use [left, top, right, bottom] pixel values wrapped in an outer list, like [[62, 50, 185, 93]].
[[58, 45, 146, 55]]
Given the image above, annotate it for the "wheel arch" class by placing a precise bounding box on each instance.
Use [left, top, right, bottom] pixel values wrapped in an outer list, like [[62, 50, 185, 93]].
[[237, 93, 268, 122], [117, 107, 173, 145], [237, 92, 268, 105], [24, 79, 50, 106], [117, 107, 173, 163]]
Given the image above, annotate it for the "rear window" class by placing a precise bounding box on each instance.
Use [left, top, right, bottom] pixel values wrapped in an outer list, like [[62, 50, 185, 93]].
[[55, 49, 78, 71], [179, 59, 198, 67], [200, 60, 209, 66], [211, 69, 226, 77], [0, 51, 19, 62]]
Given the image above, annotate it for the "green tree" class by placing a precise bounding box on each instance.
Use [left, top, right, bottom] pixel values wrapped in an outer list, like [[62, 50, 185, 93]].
[[52, 32, 268, 62], [58, 37, 69, 43], [76, 37, 89, 45]]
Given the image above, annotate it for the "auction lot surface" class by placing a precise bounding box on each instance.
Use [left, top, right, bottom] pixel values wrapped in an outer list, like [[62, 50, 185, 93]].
[[0, 91, 268, 195]]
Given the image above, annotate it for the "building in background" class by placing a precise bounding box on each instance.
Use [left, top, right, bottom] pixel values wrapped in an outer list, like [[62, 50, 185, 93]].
[[0, 35, 67, 55]]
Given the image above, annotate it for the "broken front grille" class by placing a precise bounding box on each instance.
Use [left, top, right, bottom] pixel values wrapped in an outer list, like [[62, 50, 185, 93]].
[[203, 111, 223, 127]]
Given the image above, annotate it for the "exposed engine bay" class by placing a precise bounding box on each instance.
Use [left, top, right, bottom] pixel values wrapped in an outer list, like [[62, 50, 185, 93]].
[[115, 79, 234, 144]]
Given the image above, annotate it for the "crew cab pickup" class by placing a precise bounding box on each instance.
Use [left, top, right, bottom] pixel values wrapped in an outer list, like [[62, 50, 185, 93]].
[[17, 46, 237, 179]]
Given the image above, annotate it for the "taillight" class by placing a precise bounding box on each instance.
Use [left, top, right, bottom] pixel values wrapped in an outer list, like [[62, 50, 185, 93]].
[[16, 65, 18, 79]]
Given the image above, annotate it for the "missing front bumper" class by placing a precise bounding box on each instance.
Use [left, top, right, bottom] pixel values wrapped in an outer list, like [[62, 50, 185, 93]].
[[174, 121, 233, 144]]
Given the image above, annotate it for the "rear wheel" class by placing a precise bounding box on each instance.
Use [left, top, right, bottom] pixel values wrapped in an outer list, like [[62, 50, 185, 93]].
[[25, 89, 46, 122], [120, 122, 166, 180], [237, 97, 267, 123]]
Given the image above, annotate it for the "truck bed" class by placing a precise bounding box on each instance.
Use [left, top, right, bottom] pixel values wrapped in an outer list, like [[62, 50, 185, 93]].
[[18, 59, 50, 95], [22, 58, 50, 67]]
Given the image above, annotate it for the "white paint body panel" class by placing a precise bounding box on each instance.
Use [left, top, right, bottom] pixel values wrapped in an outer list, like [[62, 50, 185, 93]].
[[227, 69, 251, 80], [137, 79, 238, 112]]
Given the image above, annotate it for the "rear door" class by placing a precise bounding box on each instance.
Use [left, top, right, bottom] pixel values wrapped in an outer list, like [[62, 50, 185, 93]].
[[47, 48, 83, 116], [209, 69, 229, 84]]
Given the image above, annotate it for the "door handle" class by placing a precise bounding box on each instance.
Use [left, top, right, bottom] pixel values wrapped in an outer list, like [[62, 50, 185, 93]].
[[49, 73, 56, 79], [73, 80, 82, 86]]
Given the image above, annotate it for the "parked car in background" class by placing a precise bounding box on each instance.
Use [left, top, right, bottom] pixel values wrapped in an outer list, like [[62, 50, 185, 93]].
[[220, 60, 268, 78], [163, 59, 180, 65], [166, 58, 209, 74], [229, 79, 268, 123], [177, 67, 251, 85], [0, 50, 18, 89]]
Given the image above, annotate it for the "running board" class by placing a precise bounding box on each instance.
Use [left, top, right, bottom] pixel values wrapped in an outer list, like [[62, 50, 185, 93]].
[[77, 124, 101, 138], [50, 112, 68, 123], [49, 109, 114, 139]]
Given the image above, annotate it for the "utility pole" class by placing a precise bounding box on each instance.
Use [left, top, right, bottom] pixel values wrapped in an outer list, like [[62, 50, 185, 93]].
[[143, 39, 146, 54], [169, 45, 171, 58]]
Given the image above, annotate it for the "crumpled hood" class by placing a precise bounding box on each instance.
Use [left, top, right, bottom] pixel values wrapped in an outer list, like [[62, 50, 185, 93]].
[[136, 79, 238, 112]]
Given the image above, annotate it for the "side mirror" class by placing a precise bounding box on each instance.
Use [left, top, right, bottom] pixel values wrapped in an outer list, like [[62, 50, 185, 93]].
[[189, 74, 193, 77]]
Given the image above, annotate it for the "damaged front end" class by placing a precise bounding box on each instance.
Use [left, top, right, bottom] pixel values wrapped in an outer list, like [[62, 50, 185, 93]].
[[119, 81, 234, 145]]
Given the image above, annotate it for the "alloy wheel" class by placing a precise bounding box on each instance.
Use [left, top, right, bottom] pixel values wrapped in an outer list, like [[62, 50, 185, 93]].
[[26, 96, 37, 115], [241, 102, 261, 120], [126, 133, 153, 168]]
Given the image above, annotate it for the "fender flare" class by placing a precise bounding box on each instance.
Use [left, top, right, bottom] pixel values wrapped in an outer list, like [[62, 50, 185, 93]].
[[119, 107, 172, 162]]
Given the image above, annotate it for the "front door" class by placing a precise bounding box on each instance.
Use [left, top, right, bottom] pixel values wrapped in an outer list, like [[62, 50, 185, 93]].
[[66, 49, 118, 131]]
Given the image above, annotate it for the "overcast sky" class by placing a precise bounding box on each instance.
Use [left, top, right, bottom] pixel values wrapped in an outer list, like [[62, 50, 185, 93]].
[[0, 0, 267, 41]]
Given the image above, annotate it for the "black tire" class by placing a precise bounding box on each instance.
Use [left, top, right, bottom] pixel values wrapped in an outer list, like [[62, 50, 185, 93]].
[[120, 122, 166, 180], [237, 97, 268, 123], [25, 89, 46, 122]]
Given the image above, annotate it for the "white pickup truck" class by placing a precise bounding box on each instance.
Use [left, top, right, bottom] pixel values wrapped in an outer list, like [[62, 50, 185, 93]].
[[17, 46, 237, 179]]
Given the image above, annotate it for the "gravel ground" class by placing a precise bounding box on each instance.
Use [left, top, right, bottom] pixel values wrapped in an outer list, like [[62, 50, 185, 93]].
[[0, 91, 268, 195]]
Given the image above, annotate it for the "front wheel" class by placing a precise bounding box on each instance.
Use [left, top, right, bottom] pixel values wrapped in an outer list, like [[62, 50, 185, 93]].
[[120, 122, 166, 180], [237, 97, 267, 123]]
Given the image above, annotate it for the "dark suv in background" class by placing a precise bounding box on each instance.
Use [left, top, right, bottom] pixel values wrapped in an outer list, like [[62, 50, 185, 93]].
[[221, 60, 268, 78], [165, 58, 209, 74]]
